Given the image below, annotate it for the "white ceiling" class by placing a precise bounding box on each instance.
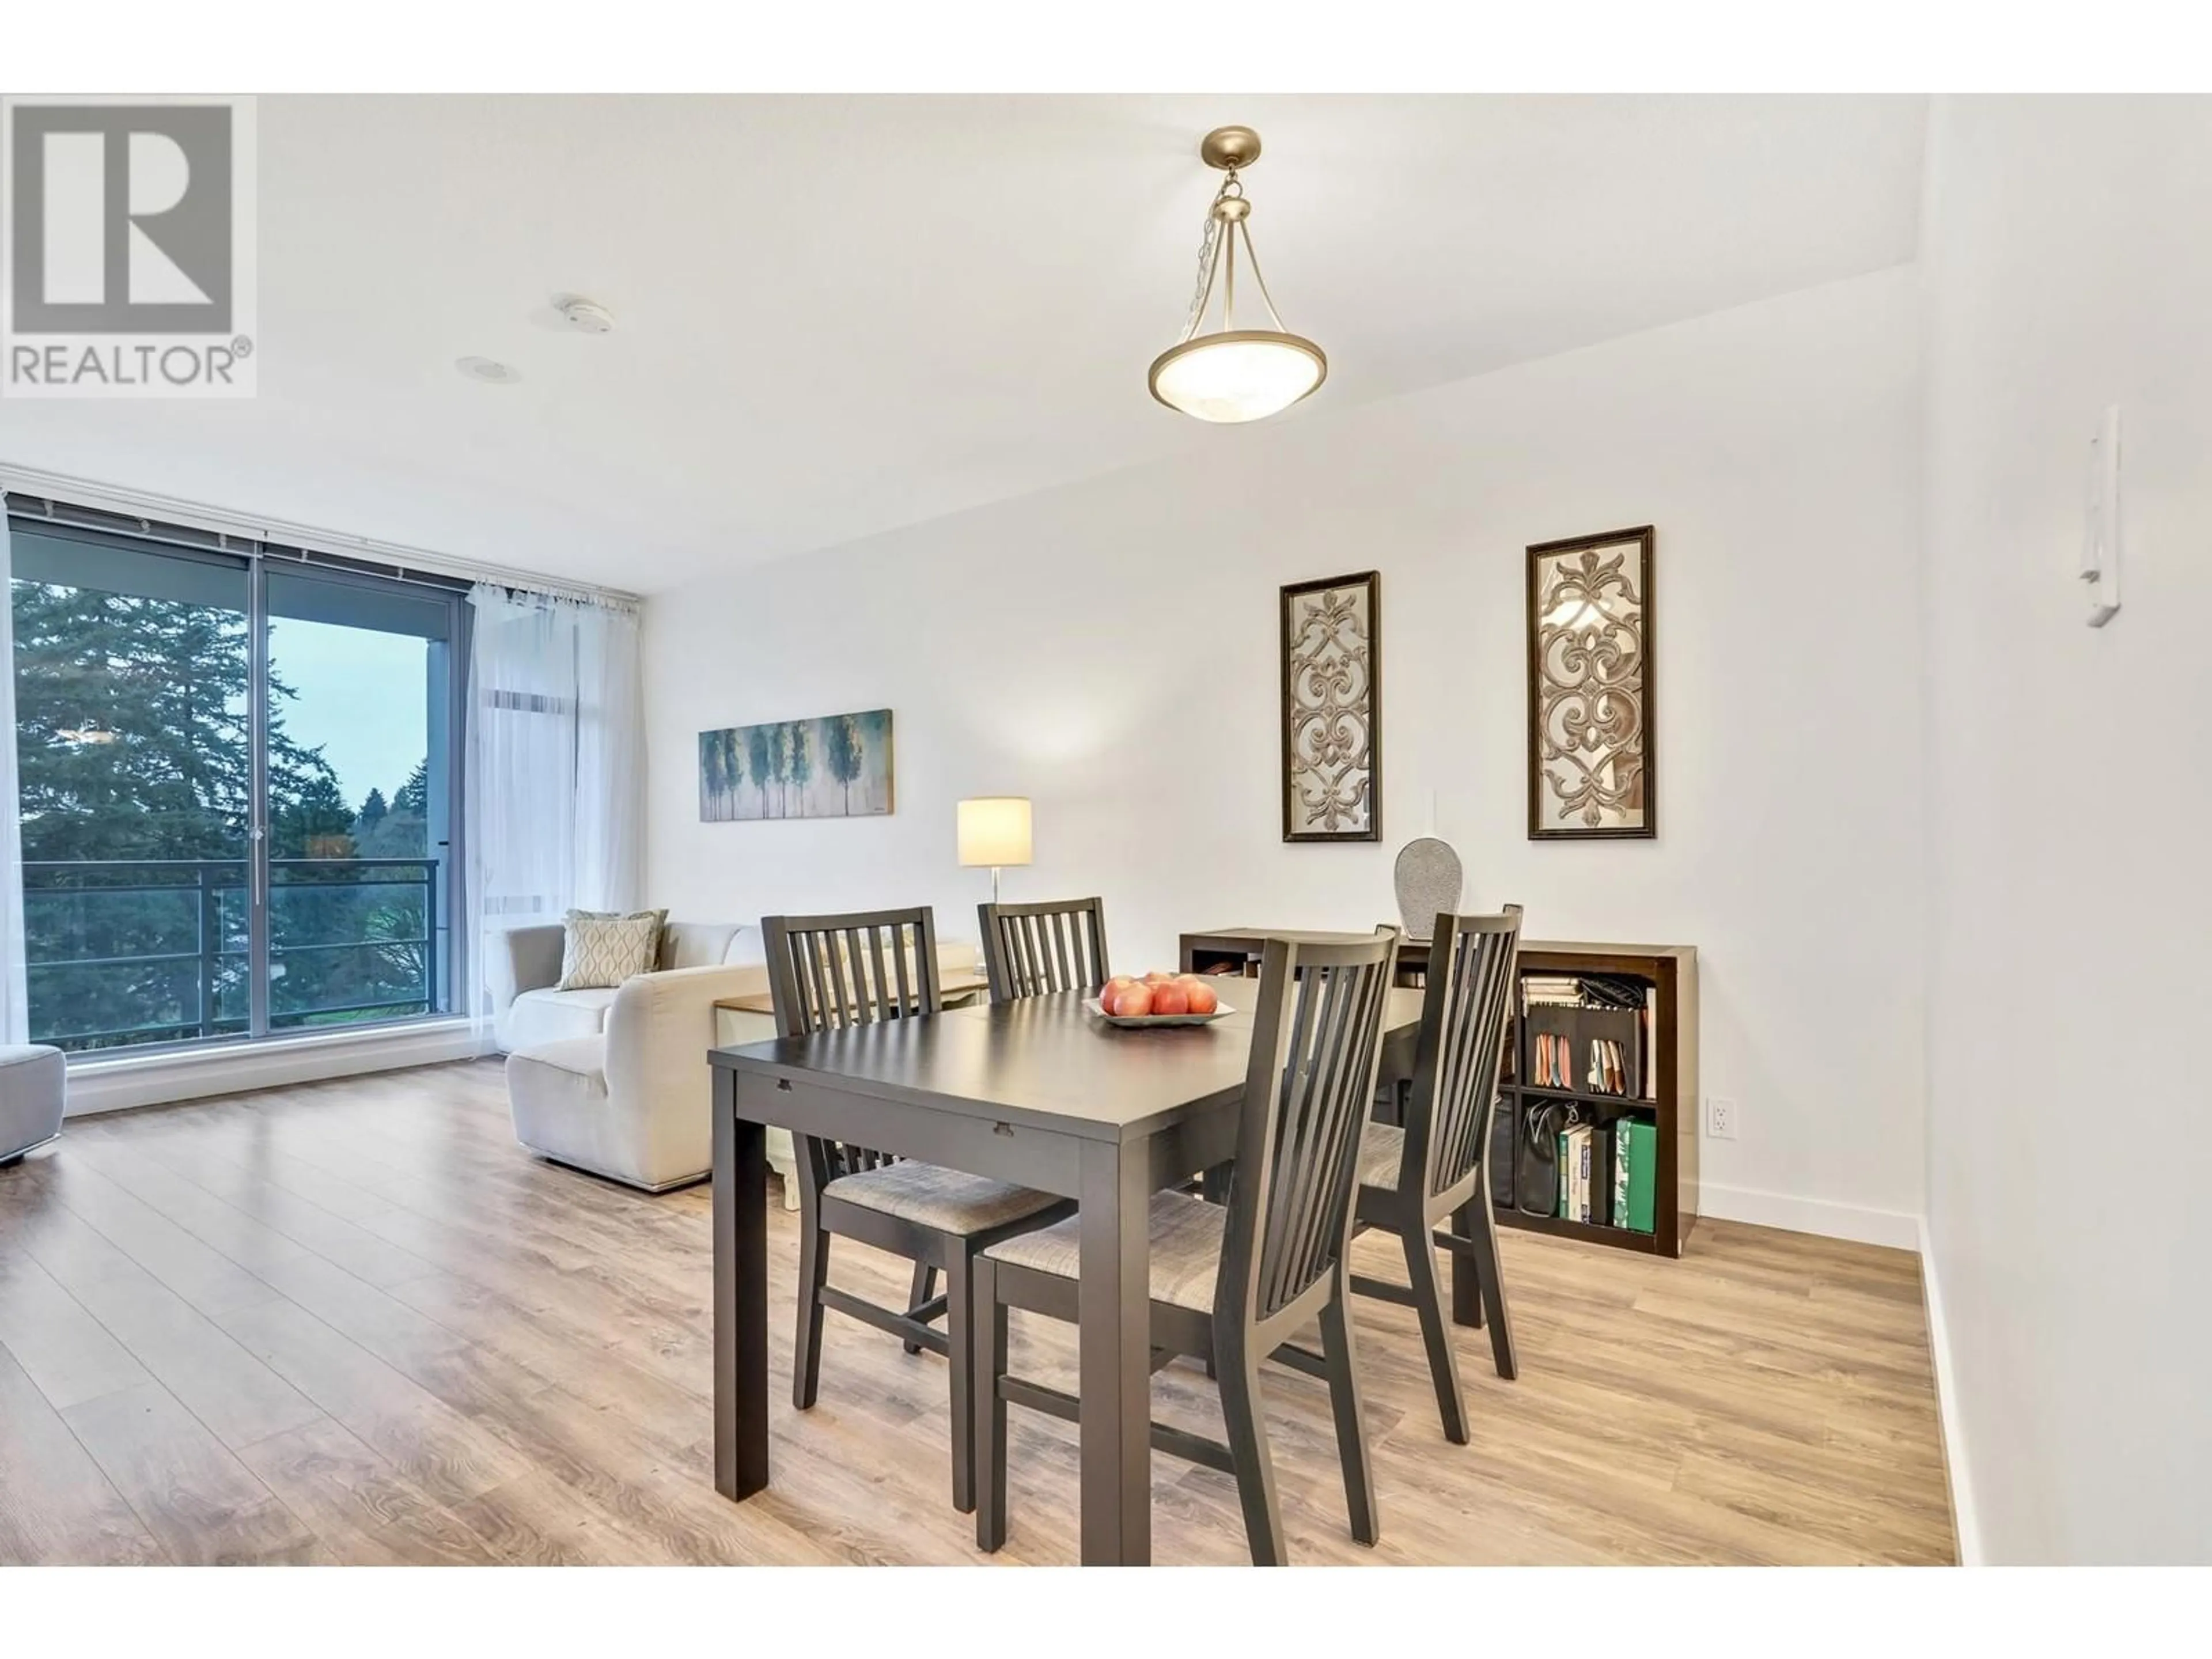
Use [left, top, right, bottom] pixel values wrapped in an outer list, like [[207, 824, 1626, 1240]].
[[0, 95, 1926, 593]]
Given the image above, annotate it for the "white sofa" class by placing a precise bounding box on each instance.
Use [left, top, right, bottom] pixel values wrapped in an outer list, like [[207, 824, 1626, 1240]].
[[497, 920, 975, 1196]]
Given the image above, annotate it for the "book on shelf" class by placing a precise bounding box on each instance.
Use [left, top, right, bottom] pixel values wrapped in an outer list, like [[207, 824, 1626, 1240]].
[[1555, 1122, 1595, 1223], [1642, 986, 1658, 1101], [1613, 1116, 1657, 1233], [1523, 975, 1584, 1007]]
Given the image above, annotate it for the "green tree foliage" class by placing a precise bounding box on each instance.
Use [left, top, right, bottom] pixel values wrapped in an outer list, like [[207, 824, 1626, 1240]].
[[767, 722, 791, 816], [745, 724, 773, 816], [787, 720, 813, 809], [824, 713, 862, 813], [10, 577, 440, 1050]]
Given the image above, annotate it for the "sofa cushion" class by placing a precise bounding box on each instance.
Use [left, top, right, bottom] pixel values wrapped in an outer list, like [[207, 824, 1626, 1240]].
[[661, 921, 745, 970], [505, 986, 620, 1052], [557, 912, 660, 990]]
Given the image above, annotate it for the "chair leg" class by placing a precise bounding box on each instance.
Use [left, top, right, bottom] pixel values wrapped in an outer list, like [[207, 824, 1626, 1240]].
[[794, 1221, 831, 1411], [946, 1251, 974, 1514], [972, 1255, 1009, 1552], [1319, 1275, 1380, 1546], [1215, 1345, 1286, 1566], [904, 1261, 938, 1355], [1402, 1224, 1471, 1445], [1464, 1192, 1519, 1381]]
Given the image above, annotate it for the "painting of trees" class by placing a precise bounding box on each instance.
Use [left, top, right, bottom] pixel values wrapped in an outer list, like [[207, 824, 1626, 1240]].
[[698, 709, 893, 823]]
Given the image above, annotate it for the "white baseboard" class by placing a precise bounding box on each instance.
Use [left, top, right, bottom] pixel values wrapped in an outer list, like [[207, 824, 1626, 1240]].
[[1696, 1181, 1922, 1249], [63, 1019, 490, 1116], [1918, 1217, 1983, 1566]]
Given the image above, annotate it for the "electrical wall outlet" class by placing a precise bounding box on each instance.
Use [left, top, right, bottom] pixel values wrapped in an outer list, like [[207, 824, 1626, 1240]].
[[1706, 1096, 1737, 1140]]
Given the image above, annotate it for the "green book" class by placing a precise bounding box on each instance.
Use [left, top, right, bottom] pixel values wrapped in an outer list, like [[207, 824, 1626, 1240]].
[[1612, 1122, 1631, 1225], [1557, 1129, 1570, 1217], [1616, 1118, 1657, 1233]]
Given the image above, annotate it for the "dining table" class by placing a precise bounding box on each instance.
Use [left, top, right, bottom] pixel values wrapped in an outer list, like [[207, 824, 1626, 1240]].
[[707, 972, 1429, 1565]]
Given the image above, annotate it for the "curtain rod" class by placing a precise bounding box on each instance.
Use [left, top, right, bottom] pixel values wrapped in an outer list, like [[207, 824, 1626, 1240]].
[[0, 461, 641, 611]]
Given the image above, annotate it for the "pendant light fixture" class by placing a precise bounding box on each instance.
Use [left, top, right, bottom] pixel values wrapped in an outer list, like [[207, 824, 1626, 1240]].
[[1149, 126, 1327, 425]]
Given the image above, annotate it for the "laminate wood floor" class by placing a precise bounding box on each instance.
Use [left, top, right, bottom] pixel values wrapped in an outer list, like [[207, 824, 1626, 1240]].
[[0, 1060, 1956, 1566]]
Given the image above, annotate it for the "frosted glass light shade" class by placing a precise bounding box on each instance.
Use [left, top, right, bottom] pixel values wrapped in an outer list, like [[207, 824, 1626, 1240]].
[[1149, 329, 1327, 424], [957, 797, 1032, 868]]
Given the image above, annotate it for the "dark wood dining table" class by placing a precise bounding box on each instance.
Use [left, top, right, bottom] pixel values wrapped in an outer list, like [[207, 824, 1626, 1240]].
[[707, 976, 1428, 1565]]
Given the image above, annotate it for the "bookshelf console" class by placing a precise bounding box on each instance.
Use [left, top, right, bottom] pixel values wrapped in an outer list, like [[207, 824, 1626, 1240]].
[[1502, 941, 1698, 1257], [1177, 929, 1699, 1258]]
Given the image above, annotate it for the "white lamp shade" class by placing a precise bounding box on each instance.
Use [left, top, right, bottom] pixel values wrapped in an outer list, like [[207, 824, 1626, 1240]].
[[957, 797, 1033, 868], [1149, 329, 1327, 425]]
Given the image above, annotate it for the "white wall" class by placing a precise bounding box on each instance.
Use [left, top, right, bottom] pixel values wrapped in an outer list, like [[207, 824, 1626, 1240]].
[[1920, 97, 2212, 1564], [645, 265, 1929, 1241]]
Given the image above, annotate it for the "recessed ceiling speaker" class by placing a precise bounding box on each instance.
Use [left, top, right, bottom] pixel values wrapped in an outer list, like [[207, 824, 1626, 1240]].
[[456, 355, 521, 384], [555, 296, 616, 334]]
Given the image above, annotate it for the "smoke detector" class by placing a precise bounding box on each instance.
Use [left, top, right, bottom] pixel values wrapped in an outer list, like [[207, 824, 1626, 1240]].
[[555, 296, 616, 335], [456, 355, 521, 385]]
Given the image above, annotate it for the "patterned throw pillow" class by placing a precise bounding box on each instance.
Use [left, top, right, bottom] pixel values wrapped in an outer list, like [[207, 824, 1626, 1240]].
[[556, 912, 661, 991]]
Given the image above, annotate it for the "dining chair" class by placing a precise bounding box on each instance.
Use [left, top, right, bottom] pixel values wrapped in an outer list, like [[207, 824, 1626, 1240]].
[[977, 896, 1111, 1001], [972, 930, 1402, 1565], [1350, 907, 1524, 1444], [762, 906, 1073, 1514]]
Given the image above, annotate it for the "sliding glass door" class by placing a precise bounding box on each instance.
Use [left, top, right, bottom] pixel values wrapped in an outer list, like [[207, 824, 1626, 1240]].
[[7, 506, 465, 1054], [263, 567, 457, 1033]]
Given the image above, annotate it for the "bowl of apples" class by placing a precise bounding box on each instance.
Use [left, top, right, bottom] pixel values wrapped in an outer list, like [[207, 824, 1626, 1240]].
[[1084, 971, 1232, 1028]]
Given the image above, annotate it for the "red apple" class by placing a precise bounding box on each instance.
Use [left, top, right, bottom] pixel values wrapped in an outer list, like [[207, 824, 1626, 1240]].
[[1111, 983, 1154, 1018], [1099, 975, 1137, 1009], [1143, 969, 1175, 985], [1150, 982, 1190, 1016], [1184, 981, 1219, 1016]]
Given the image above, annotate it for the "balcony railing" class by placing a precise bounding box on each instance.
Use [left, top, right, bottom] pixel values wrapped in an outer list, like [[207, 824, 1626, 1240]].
[[21, 857, 443, 1052]]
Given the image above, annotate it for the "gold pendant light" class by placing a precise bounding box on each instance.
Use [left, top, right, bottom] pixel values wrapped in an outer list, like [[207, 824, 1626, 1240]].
[[1149, 126, 1327, 425]]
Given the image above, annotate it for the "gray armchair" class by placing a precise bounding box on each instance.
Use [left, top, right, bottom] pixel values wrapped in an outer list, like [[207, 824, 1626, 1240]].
[[1, 1044, 66, 1165]]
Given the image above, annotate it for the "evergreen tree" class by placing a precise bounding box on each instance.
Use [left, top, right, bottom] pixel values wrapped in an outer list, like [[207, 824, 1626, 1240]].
[[9, 577, 385, 1048], [745, 725, 773, 816], [357, 787, 389, 834], [787, 720, 813, 812], [824, 714, 862, 814]]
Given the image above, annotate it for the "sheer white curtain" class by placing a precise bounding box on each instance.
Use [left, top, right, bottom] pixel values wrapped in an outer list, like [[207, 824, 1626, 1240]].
[[465, 584, 643, 1032], [0, 510, 26, 1043]]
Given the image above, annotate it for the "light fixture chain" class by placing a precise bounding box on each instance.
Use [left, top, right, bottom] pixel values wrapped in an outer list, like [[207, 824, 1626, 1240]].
[[1179, 209, 1222, 343]]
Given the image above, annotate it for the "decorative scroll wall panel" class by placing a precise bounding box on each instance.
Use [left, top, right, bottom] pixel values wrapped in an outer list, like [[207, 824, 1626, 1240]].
[[1280, 571, 1380, 843], [1527, 527, 1655, 840]]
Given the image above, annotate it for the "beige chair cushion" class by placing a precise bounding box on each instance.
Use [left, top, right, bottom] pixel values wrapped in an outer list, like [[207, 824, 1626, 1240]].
[[825, 1161, 1060, 1236], [557, 912, 661, 990], [983, 1191, 1226, 1314], [1358, 1122, 1406, 1191]]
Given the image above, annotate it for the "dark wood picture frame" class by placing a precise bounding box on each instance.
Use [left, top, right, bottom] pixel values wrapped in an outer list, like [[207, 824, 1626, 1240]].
[[1280, 570, 1382, 844], [1525, 527, 1655, 841]]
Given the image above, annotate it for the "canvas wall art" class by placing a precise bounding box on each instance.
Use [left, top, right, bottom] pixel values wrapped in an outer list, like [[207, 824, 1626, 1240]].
[[699, 708, 894, 822]]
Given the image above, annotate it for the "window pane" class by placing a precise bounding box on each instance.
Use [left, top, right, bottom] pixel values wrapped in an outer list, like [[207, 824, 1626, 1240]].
[[263, 567, 453, 1029], [9, 525, 252, 1051]]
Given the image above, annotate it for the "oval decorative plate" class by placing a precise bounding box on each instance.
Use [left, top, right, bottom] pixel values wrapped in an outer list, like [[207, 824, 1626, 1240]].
[[1082, 998, 1236, 1029]]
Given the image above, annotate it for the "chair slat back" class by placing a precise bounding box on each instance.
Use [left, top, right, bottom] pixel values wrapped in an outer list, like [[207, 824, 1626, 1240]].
[[1218, 931, 1400, 1328], [978, 896, 1110, 1002], [1401, 907, 1523, 1205], [762, 906, 942, 1185]]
